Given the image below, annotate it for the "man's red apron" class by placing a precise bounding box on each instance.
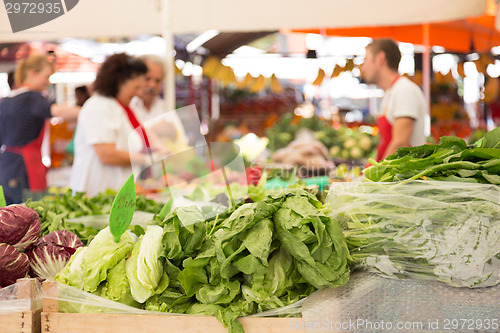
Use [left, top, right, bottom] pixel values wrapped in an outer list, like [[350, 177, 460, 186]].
[[3, 123, 47, 191], [376, 76, 400, 161], [376, 115, 392, 161]]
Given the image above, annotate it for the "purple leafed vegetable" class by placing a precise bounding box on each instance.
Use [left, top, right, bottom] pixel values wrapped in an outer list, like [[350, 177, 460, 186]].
[[27, 230, 84, 280], [0, 205, 41, 251], [0, 243, 30, 287]]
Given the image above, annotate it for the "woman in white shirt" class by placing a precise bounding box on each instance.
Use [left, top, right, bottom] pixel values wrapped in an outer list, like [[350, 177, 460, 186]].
[[70, 53, 150, 196]]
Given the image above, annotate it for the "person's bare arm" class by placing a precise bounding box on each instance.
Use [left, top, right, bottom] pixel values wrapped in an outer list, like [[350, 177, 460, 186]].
[[383, 117, 415, 159], [51, 104, 81, 120], [93, 143, 150, 166]]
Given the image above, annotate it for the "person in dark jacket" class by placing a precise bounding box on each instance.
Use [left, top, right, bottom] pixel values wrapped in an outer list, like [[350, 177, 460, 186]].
[[0, 54, 80, 204]]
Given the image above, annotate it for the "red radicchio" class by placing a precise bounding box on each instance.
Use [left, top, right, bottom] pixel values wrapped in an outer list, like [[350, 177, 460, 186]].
[[0, 243, 30, 287], [27, 230, 84, 280], [0, 205, 41, 251]]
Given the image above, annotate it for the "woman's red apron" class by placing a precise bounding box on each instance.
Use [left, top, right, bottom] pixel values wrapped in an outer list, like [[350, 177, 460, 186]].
[[376, 76, 400, 161], [3, 123, 47, 191], [116, 99, 163, 182], [116, 99, 151, 148]]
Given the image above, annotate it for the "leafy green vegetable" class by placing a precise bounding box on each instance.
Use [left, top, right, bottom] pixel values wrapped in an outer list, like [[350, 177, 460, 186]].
[[329, 181, 500, 288], [56, 189, 350, 333], [55, 227, 135, 293], [474, 125, 500, 148], [26, 189, 163, 244], [55, 247, 87, 290], [126, 225, 169, 303], [364, 127, 500, 184], [157, 197, 173, 221], [99, 258, 140, 308], [150, 189, 350, 332]]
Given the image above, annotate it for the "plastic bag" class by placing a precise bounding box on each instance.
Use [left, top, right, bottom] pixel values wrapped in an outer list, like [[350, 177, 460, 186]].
[[328, 180, 500, 288], [0, 278, 42, 314]]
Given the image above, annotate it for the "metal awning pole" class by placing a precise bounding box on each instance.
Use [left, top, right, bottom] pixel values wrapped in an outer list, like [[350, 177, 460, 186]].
[[423, 22, 431, 115], [161, 0, 176, 112]]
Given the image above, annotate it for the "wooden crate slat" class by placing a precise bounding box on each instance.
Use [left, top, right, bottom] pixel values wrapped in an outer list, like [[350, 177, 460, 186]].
[[42, 313, 304, 333], [42, 281, 58, 313], [42, 281, 305, 333], [0, 312, 25, 333], [16, 278, 39, 311], [0, 310, 40, 333], [0, 279, 41, 333]]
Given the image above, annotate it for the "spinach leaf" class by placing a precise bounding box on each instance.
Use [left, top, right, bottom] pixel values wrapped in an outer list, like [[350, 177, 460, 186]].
[[475, 126, 500, 148]]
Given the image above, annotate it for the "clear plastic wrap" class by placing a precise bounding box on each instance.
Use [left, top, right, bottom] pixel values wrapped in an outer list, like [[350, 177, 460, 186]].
[[65, 211, 155, 229], [328, 180, 500, 288], [45, 282, 153, 315], [0, 278, 42, 314], [302, 271, 500, 333], [44, 281, 304, 317]]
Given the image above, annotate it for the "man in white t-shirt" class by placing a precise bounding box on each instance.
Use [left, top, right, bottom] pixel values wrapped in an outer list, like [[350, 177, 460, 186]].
[[361, 39, 428, 161], [130, 55, 188, 146]]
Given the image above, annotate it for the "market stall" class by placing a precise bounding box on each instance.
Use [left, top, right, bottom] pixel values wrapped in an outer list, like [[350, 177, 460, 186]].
[[292, 0, 500, 135], [1, 127, 499, 332], [0, 0, 489, 109], [1, 1, 499, 332]]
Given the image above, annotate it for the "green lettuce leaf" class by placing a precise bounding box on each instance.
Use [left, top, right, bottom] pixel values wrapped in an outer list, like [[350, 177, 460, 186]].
[[126, 225, 169, 303], [99, 258, 140, 308], [55, 227, 135, 293], [55, 246, 87, 289]]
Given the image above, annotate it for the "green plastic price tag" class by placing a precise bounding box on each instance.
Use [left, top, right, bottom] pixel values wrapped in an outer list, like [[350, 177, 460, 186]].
[[0, 186, 6, 207], [109, 174, 136, 243]]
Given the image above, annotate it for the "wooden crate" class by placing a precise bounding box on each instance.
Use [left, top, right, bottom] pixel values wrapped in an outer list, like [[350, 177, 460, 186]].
[[0, 278, 41, 333], [42, 281, 304, 333]]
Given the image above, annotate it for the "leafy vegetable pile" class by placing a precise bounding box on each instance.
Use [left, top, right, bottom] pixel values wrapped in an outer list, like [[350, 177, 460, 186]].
[[0, 204, 40, 287], [327, 129, 375, 161], [364, 127, 500, 184], [0, 204, 83, 286], [27, 230, 84, 281], [26, 189, 163, 244], [56, 189, 350, 333], [331, 128, 500, 288], [329, 181, 500, 288], [265, 113, 376, 160]]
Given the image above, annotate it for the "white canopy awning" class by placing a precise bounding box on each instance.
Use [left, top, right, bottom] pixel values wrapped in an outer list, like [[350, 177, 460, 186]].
[[172, 0, 487, 33], [0, 0, 487, 42]]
